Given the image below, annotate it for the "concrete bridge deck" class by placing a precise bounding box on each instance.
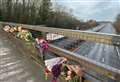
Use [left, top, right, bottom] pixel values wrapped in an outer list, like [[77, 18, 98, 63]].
[[0, 29, 53, 82]]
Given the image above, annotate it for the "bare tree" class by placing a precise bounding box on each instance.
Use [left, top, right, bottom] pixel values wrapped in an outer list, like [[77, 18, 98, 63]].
[[114, 14, 120, 33], [0, 0, 97, 30]]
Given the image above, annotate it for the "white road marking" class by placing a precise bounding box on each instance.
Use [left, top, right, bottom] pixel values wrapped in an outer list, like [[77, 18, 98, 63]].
[[101, 58, 105, 63]]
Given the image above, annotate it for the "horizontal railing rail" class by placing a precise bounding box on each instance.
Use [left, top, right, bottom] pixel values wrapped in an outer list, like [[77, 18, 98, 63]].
[[48, 44, 120, 80], [0, 21, 120, 46]]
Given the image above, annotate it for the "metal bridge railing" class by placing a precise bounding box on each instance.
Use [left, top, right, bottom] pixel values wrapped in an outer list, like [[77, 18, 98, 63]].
[[0, 21, 120, 46], [0, 22, 120, 81]]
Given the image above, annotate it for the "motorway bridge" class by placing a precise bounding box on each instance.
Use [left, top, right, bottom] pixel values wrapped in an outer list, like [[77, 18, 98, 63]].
[[0, 22, 120, 82]]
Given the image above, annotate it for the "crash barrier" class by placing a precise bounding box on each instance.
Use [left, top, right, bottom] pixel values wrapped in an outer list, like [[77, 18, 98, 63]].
[[0, 21, 120, 46], [0, 22, 120, 81]]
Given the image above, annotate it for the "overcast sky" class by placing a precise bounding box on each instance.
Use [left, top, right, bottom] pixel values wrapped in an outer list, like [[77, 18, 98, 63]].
[[52, 0, 120, 21]]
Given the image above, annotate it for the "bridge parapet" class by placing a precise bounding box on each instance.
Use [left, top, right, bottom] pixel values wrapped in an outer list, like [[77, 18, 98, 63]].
[[0, 21, 120, 46], [0, 22, 120, 81]]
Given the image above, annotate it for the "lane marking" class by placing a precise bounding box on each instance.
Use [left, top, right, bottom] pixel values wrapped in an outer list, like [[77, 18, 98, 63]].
[[116, 47, 120, 60]]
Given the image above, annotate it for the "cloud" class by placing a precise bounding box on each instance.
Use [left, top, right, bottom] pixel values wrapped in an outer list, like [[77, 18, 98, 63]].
[[52, 0, 120, 21]]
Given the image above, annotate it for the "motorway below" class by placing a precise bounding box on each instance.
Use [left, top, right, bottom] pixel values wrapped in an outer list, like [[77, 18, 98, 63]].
[[50, 23, 120, 82], [51, 24, 105, 50], [74, 23, 120, 82], [74, 23, 120, 69]]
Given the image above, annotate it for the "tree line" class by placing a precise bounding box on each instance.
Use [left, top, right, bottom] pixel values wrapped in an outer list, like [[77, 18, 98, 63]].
[[0, 0, 98, 30]]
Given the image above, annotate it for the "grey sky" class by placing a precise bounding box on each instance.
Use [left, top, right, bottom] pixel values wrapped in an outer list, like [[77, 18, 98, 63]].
[[52, 0, 120, 21]]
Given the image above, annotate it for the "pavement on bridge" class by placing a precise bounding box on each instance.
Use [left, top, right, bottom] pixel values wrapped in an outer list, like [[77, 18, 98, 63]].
[[0, 28, 59, 82]]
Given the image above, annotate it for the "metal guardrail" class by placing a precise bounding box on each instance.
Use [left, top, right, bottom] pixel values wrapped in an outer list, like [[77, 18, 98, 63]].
[[0, 22, 120, 46], [0, 22, 120, 81], [48, 44, 120, 80]]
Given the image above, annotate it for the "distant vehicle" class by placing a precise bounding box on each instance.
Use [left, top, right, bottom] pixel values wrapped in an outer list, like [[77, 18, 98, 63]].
[[46, 33, 65, 41]]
